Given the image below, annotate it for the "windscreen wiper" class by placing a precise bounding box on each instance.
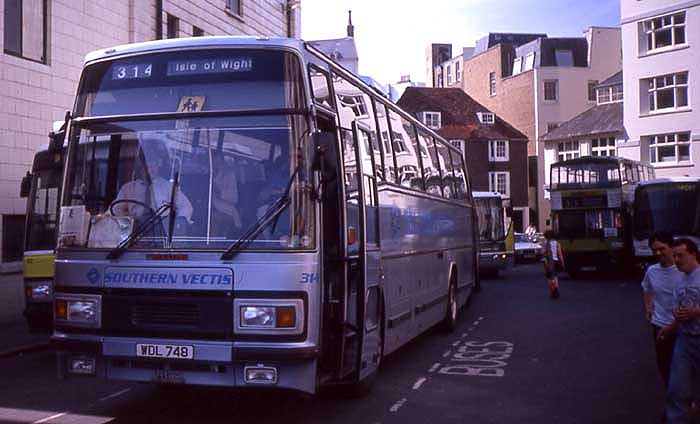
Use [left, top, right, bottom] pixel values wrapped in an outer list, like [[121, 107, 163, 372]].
[[167, 171, 180, 246], [220, 165, 300, 260], [106, 202, 173, 259]]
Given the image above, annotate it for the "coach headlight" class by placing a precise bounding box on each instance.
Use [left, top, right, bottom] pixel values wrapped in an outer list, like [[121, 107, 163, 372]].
[[241, 306, 276, 327], [235, 299, 304, 335], [54, 294, 101, 328]]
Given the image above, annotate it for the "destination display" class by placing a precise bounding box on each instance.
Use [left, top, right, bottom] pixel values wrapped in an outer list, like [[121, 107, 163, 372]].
[[167, 57, 253, 76]]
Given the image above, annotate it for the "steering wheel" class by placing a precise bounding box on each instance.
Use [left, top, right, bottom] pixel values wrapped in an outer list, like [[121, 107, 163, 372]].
[[109, 199, 155, 217]]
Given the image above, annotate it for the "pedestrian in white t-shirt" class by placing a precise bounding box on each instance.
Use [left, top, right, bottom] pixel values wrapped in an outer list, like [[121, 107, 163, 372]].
[[641, 231, 681, 388]]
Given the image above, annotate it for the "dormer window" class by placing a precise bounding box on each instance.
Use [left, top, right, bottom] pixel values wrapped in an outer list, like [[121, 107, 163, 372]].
[[477, 112, 495, 125], [423, 111, 441, 129], [555, 49, 574, 66]]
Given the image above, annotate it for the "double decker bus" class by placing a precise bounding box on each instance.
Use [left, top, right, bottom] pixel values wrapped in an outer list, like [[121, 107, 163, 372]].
[[633, 177, 700, 264], [472, 191, 513, 275], [52, 37, 478, 394], [549, 156, 653, 276], [19, 132, 65, 332]]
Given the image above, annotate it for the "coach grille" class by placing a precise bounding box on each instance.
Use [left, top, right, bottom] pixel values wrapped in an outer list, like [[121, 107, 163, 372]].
[[131, 303, 200, 327]]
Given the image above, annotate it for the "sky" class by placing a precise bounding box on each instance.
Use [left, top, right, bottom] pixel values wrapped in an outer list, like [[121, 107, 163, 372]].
[[300, 0, 621, 85]]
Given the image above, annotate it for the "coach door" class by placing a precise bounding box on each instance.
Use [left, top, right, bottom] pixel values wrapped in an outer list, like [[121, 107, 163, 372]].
[[338, 123, 383, 381]]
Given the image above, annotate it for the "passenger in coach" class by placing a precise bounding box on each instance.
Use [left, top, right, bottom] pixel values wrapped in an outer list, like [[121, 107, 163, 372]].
[[211, 154, 243, 238]]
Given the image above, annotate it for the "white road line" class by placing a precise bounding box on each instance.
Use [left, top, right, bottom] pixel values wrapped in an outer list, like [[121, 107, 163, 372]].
[[442, 350, 452, 358], [412, 377, 427, 390], [99, 388, 132, 402], [461, 333, 468, 338], [34, 412, 67, 423], [428, 362, 441, 373], [472, 320, 480, 326], [389, 398, 407, 413], [452, 341, 461, 347], [478, 316, 484, 320]]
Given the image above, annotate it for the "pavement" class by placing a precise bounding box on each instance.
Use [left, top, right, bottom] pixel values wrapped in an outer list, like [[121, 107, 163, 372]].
[[0, 272, 49, 357]]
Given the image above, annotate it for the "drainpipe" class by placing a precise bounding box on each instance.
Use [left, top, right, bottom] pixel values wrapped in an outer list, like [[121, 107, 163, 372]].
[[155, 0, 163, 40]]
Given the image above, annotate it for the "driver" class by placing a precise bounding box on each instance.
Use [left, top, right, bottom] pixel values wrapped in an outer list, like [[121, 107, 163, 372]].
[[112, 145, 193, 224]]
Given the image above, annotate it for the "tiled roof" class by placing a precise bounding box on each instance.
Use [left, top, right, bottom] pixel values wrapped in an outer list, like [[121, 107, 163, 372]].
[[543, 102, 623, 141], [598, 71, 623, 88], [396, 87, 527, 141]]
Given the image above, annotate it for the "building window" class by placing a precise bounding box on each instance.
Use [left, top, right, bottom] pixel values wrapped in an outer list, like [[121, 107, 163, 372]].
[[646, 72, 688, 112], [555, 49, 574, 66], [488, 140, 509, 161], [649, 132, 691, 164], [3, 0, 48, 63], [588, 81, 598, 101], [642, 11, 685, 53], [446, 64, 452, 85], [591, 137, 616, 157], [167, 14, 179, 39], [423, 111, 441, 129], [523, 52, 535, 71], [544, 80, 558, 101], [598, 84, 624, 104], [489, 172, 510, 198], [477, 112, 495, 124], [489, 72, 496, 96], [557, 141, 580, 162], [193, 26, 204, 37], [455, 61, 461, 82], [547, 122, 560, 133], [450, 139, 465, 154], [226, 0, 242, 16], [338, 94, 368, 117], [512, 57, 523, 75]]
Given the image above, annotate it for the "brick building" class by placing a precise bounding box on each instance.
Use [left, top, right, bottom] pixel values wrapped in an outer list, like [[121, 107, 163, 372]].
[[0, 0, 300, 271], [432, 28, 621, 230], [397, 87, 529, 231]]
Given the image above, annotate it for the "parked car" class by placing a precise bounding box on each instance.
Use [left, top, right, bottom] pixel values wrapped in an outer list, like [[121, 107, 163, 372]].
[[515, 233, 542, 263]]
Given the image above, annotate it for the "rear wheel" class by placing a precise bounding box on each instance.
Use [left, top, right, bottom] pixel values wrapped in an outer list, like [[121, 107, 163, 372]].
[[443, 280, 458, 332]]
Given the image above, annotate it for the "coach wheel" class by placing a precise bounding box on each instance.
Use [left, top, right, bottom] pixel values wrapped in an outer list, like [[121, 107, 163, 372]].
[[443, 278, 458, 332]]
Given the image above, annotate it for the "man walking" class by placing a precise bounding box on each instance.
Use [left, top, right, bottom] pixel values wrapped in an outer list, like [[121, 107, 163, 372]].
[[641, 232, 681, 388], [666, 238, 700, 423]]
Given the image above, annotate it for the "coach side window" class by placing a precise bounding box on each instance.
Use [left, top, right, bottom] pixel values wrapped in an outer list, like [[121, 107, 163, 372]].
[[419, 132, 442, 197], [375, 102, 397, 183], [456, 154, 471, 201], [389, 109, 421, 190]]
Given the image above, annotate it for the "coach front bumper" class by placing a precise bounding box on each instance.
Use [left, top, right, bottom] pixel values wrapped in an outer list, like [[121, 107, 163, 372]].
[[52, 333, 320, 393]]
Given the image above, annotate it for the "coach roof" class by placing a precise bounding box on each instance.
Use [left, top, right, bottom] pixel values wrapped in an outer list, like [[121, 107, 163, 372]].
[[84, 36, 306, 64]]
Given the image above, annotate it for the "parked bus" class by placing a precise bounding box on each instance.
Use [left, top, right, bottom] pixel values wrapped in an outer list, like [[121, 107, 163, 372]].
[[633, 177, 700, 264], [19, 129, 65, 332], [549, 156, 654, 276], [472, 191, 513, 275], [52, 37, 478, 394]]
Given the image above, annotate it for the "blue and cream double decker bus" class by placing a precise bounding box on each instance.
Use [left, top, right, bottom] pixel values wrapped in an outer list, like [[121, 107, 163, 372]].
[[633, 177, 700, 264], [52, 37, 478, 394]]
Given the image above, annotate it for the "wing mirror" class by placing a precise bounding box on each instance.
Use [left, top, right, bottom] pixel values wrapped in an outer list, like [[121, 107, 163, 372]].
[[20, 171, 32, 198]]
